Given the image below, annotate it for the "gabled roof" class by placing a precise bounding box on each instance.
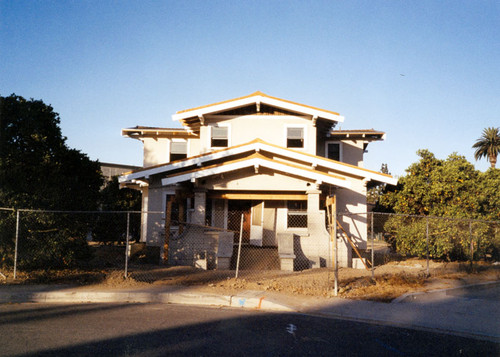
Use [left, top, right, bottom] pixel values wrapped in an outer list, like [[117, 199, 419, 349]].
[[172, 91, 344, 132], [161, 152, 349, 188], [119, 139, 397, 188]]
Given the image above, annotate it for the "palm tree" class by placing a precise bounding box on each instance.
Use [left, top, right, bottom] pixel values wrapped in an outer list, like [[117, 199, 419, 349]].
[[473, 127, 500, 168]]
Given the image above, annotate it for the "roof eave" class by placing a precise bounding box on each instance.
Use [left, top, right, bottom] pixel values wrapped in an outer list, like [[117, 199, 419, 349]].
[[121, 127, 198, 139], [328, 131, 386, 141], [172, 93, 344, 124], [118, 139, 397, 187]]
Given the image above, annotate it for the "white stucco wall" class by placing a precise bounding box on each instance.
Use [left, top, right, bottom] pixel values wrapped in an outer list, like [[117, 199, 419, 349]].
[[187, 137, 201, 157], [336, 179, 368, 251], [198, 115, 317, 155], [204, 167, 314, 192], [342, 140, 364, 167], [316, 138, 365, 167], [142, 138, 169, 167]]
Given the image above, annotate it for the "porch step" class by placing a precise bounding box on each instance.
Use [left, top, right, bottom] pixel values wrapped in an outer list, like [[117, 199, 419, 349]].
[[230, 245, 280, 270]]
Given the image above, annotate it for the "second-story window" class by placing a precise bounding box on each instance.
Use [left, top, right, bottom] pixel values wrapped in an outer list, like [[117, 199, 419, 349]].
[[326, 142, 342, 161], [287, 127, 304, 148], [170, 141, 187, 162], [211, 126, 229, 148]]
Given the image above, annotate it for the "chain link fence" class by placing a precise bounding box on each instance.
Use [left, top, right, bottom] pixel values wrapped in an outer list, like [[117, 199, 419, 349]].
[[0, 209, 151, 282], [0, 208, 16, 278], [1, 207, 499, 294], [368, 212, 500, 266]]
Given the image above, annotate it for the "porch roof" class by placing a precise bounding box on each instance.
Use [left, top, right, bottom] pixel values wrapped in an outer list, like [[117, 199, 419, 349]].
[[161, 152, 350, 188], [119, 139, 397, 187]]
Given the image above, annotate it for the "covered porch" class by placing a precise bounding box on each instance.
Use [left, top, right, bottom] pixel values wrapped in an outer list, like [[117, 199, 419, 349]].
[[163, 186, 343, 271]]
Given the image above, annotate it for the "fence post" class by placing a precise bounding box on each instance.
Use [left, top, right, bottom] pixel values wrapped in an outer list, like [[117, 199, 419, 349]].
[[371, 212, 374, 280], [235, 214, 244, 279], [426, 216, 429, 276], [13, 210, 20, 280], [334, 211, 338, 296], [469, 220, 473, 270], [124, 212, 130, 279]]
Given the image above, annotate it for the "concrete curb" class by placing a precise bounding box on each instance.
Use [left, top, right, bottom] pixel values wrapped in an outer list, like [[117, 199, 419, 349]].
[[1, 284, 497, 342], [0, 288, 294, 311], [230, 291, 294, 311], [393, 280, 500, 303]]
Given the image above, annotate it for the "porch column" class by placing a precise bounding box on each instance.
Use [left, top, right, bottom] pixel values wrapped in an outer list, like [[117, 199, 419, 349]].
[[306, 187, 326, 268], [306, 188, 321, 213], [306, 187, 323, 234], [192, 189, 207, 225], [140, 186, 149, 243]]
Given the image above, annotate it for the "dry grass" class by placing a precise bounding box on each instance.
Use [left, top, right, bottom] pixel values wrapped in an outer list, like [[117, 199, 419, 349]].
[[340, 273, 427, 302]]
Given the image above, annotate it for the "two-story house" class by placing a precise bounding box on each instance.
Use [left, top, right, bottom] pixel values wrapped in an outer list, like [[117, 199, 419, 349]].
[[119, 92, 396, 270]]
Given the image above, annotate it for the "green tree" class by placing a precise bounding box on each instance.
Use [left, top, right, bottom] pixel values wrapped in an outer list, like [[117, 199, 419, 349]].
[[92, 177, 142, 242], [378, 150, 479, 218], [0, 94, 104, 267], [0, 94, 103, 210], [473, 127, 500, 168], [367, 163, 390, 205], [100, 177, 142, 212], [476, 168, 500, 221], [377, 150, 499, 260]]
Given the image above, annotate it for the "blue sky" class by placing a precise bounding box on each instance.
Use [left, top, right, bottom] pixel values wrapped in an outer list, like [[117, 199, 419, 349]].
[[1, 1, 498, 177]]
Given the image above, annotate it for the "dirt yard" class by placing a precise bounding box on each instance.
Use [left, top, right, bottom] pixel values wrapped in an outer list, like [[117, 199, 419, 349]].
[[5, 258, 498, 303], [127, 259, 500, 302], [3, 239, 499, 302]]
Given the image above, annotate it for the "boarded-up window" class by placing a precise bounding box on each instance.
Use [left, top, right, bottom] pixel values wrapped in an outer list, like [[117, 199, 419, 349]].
[[287, 127, 304, 148]]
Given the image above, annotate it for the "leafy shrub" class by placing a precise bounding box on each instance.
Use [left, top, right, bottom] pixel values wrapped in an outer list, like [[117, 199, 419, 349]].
[[18, 229, 92, 269], [0, 210, 16, 268], [384, 215, 500, 261]]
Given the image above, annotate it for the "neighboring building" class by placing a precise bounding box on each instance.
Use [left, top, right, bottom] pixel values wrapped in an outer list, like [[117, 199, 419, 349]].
[[100, 162, 141, 183], [119, 92, 396, 269]]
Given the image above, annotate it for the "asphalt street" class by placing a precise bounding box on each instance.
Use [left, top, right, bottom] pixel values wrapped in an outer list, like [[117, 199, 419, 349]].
[[0, 303, 497, 356]]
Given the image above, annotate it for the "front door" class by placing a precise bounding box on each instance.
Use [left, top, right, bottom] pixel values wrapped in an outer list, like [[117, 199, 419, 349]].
[[250, 201, 264, 246], [228, 200, 251, 242]]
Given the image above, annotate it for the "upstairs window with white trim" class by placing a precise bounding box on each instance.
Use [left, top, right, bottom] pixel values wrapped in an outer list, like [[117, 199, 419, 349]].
[[170, 140, 187, 162], [287, 127, 304, 148], [210, 125, 229, 148], [326, 142, 342, 161]]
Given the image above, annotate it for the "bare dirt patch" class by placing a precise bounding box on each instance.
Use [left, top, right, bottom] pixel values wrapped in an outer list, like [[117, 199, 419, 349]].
[[2, 259, 499, 302], [188, 260, 500, 302]]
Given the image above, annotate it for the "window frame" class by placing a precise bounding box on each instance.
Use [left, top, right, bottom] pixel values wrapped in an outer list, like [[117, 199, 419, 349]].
[[169, 139, 188, 162], [325, 141, 343, 161], [209, 124, 230, 149], [285, 125, 306, 149], [286, 200, 308, 229]]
